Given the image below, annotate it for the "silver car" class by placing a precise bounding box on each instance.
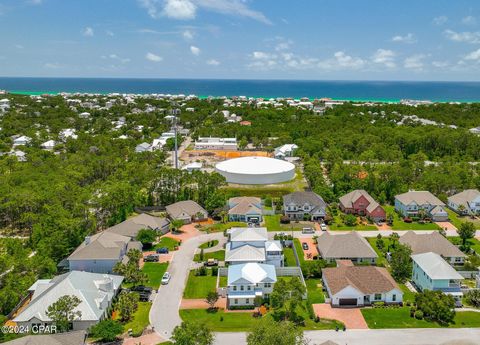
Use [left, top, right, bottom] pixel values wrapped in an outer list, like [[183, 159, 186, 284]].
[[161, 272, 171, 285]]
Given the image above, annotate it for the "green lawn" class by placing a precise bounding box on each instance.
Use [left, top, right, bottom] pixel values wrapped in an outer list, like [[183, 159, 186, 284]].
[[446, 209, 480, 230], [183, 269, 218, 299], [399, 284, 416, 303], [362, 308, 480, 329], [305, 278, 325, 303], [193, 250, 225, 262], [329, 213, 377, 231], [283, 247, 297, 267], [153, 237, 179, 251], [179, 308, 340, 332], [448, 237, 480, 253], [293, 239, 305, 264], [121, 302, 151, 336], [219, 276, 227, 288], [263, 214, 306, 232], [143, 262, 169, 289], [200, 222, 246, 233], [199, 240, 219, 249], [384, 206, 441, 230]]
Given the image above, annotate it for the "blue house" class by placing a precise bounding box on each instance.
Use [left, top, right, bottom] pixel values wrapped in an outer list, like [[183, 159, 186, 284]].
[[394, 191, 448, 221], [411, 252, 464, 306]]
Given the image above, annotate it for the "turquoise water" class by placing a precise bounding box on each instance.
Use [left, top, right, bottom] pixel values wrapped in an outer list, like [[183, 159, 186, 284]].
[[1, 77, 480, 102]]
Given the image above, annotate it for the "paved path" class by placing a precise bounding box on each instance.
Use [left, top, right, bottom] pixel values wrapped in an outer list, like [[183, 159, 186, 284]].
[[313, 304, 368, 329], [180, 297, 227, 310], [202, 237, 226, 253], [269, 229, 480, 239], [149, 231, 224, 341], [214, 328, 480, 345]]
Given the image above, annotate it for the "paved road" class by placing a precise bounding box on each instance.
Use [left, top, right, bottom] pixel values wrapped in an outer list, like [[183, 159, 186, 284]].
[[215, 328, 480, 345], [268, 229, 480, 238], [149, 231, 224, 341]]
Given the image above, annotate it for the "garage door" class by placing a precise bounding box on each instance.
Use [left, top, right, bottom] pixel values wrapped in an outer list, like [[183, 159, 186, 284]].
[[339, 298, 357, 306]]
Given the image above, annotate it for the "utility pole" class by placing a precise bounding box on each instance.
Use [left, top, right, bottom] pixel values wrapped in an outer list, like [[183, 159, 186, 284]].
[[173, 108, 179, 169]]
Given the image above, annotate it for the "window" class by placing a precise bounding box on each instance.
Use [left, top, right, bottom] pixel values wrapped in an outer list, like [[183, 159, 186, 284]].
[[374, 293, 382, 300], [240, 285, 244, 291], [247, 286, 251, 291], [246, 298, 250, 304], [234, 299, 238, 304], [392, 294, 396, 302], [233, 286, 237, 291]]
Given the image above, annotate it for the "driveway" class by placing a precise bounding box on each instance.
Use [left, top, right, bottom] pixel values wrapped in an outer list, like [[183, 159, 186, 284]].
[[180, 297, 227, 310], [298, 237, 318, 260], [164, 223, 201, 242], [312, 304, 368, 329], [149, 231, 224, 341], [435, 221, 457, 231]]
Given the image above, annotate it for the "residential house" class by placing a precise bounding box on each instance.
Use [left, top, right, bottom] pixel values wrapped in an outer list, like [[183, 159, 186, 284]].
[[12, 135, 32, 147], [105, 213, 170, 237], [13, 271, 123, 331], [283, 191, 327, 221], [135, 142, 152, 153], [194, 137, 238, 151], [316, 232, 378, 264], [274, 144, 298, 159], [469, 126, 480, 135], [41, 140, 56, 151], [67, 232, 142, 274], [181, 162, 203, 172], [79, 111, 90, 119], [394, 191, 448, 221], [228, 197, 263, 223], [322, 264, 403, 307], [400, 231, 466, 265], [225, 227, 283, 267], [226, 263, 277, 308], [411, 252, 464, 306], [59, 128, 78, 141], [339, 189, 386, 222], [3, 330, 86, 345], [166, 200, 208, 224], [9, 150, 27, 162], [448, 189, 480, 215]]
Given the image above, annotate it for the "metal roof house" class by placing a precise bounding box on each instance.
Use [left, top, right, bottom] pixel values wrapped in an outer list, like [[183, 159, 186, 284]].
[[13, 271, 123, 331]]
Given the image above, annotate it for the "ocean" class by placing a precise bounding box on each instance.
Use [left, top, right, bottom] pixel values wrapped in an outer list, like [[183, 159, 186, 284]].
[[1, 77, 480, 102]]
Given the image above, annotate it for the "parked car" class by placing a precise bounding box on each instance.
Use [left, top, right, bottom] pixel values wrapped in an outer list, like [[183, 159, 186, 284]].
[[144, 254, 159, 262], [130, 285, 153, 293], [156, 247, 169, 254], [302, 227, 315, 234], [302, 242, 309, 250], [320, 223, 327, 231], [161, 272, 171, 285], [204, 258, 218, 267]]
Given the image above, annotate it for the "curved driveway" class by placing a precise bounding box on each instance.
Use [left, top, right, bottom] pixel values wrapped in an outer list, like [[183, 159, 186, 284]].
[[149, 231, 224, 341]]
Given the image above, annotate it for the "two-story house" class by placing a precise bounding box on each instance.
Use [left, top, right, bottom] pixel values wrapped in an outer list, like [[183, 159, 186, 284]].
[[228, 197, 263, 224], [283, 191, 327, 221], [339, 189, 386, 222], [448, 189, 480, 215], [226, 263, 277, 308], [394, 191, 448, 221], [411, 252, 464, 306], [225, 227, 283, 267]]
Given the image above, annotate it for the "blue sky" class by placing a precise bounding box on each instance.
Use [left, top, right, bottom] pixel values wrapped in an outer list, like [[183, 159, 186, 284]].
[[1, 0, 480, 80]]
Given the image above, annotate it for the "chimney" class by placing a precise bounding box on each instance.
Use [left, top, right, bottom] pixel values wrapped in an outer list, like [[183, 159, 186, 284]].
[[84, 236, 91, 245]]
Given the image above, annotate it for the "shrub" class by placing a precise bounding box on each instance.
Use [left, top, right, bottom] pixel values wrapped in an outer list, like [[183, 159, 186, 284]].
[[196, 266, 207, 276], [306, 301, 316, 320], [465, 289, 480, 308], [280, 216, 290, 224], [211, 266, 218, 276], [89, 319, 123, 342], [373, 302, 385, 308], [414, 310, 424, 320]]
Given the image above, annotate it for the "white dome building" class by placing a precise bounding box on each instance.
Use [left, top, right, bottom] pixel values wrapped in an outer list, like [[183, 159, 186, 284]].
[[215, 156, 295, 185]]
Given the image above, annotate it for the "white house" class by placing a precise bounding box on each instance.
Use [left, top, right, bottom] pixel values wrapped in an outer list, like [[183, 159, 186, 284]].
[[225, 227, 283, 267], [469, 126, 480, 135], [194, 137, 238, 151], [59, 128, 78, 141], [411, 252, 464, 306], [9, 150, 27, 162], [135, 142, 152, 153], [274, 144, 298, 159], [226, 263, 277, 308], [322, 264, 403, 307], [181, 162, 203, 172], [448, 189, 480, 215], [13, 271, 123, 331], [12, 135, 32, 147], [41, 140, 56, 151], [79, 112, 90, 119]]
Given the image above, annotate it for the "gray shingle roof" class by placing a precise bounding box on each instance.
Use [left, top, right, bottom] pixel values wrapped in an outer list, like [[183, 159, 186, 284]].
[[3, 331, 86, 345], [448, 189, 480, 207], [316, 232, 378, 259], [283, 191, 326, 210], [339, 189, 382, 213], [106, 213, 169, 238], [400, 231, 465, 258], [68, 231, 131, 260], [395, 191, 444, 206], [166, 200, 207, 219]]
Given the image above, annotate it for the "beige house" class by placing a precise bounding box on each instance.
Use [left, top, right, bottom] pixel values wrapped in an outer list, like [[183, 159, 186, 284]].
[[166, 200, 208, 223], [316, 232, 378, 264]]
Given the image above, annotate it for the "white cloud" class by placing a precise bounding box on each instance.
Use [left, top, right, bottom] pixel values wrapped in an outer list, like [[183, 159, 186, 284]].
[[444, 29, 480, 44], [190, 45, 200, 56], [43, 62, 62, 69], [106, 30, 115, 37], [104, 54, 130, 64], [275, 40, 293, 51], [404, 54, 426, 71], [464, 48, 480, 61], [391, 33, 416, 44], [318, 51, 365, 70], [137, 0, 271, 24], [432, 61, 449, 68], [82, 27, 94, 37], [182, 29, 194, 40], [462, 16, 477, 26], [371, 49, 396, 68], [206, 59, 220, 65], [433, 15, 448, 25], [145, 52, 163, 62], [252, 51, 272, 60]]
